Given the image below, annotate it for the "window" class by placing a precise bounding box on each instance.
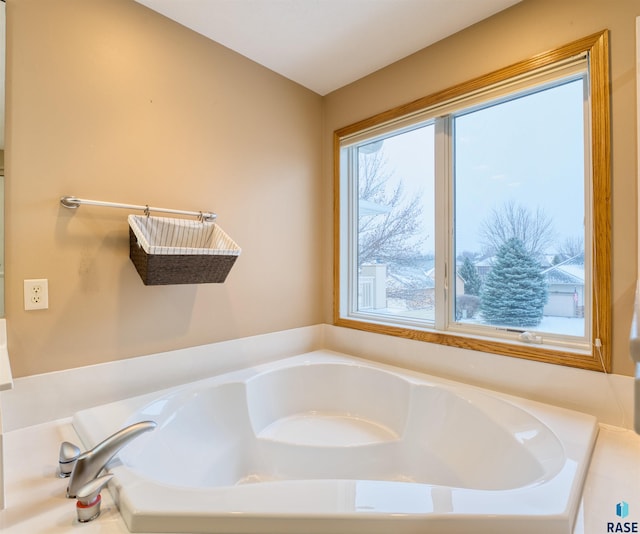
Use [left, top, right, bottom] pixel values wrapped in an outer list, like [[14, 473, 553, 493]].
[[334, 32, 610, 371]]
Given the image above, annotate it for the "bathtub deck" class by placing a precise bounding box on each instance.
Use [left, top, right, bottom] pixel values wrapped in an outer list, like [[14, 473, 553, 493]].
[[0, 418, 638, 533], [0, 325, 637, 533], [0, 335, 636, 534]]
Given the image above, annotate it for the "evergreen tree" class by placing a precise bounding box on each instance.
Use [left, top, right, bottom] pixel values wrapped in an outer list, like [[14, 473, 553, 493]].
[[480, 238, 547, 327], [458, 257, 482, 296]]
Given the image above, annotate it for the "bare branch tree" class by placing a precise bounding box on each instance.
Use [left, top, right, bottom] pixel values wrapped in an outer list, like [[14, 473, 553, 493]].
[[479, 201, 555, 259], [556, 235, 584, 259], [358, 150, 424, 266]]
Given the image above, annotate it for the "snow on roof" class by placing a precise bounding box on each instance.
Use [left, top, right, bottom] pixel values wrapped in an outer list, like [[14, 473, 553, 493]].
[[387, 265, 435, 289], [542, 254, 584, 285]]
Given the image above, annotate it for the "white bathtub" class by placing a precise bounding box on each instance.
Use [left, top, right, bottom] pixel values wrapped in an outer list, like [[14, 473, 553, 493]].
[[72, 350, 598, 534]]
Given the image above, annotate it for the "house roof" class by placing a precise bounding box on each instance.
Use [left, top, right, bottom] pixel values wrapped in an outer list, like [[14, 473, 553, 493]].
[[542, 254, 585, 285]]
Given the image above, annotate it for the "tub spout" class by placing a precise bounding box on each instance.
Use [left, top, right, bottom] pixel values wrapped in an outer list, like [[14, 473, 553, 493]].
[[67, 420, 156, 498]]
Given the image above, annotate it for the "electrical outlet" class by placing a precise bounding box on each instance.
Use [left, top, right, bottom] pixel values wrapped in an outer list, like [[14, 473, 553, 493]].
[[24, 279, 49, 311]]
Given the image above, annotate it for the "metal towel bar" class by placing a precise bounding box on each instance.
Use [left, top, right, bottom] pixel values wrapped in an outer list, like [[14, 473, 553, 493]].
[[60, 196, 216, 222]]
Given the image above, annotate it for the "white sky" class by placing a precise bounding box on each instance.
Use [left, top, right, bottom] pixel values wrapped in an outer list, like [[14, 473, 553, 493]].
[[375, 78, 585, 256]]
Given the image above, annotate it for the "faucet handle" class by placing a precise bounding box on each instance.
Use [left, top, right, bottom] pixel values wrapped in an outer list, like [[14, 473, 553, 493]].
[[66, 420, 157, 498], [58, 441, 81, 478], [75, 474, 113, 523]]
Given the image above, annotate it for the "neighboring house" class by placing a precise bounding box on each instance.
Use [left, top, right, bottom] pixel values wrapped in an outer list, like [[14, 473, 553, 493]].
[[387, 263, 436, 310], [386, 265, 466, 310], [475, 256, 494, 283], [542, 255, 585, 318], [359, 261, 443, 312]]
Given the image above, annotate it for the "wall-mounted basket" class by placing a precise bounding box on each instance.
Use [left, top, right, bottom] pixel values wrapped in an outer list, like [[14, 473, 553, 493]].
[[128, 215, 241, 285]]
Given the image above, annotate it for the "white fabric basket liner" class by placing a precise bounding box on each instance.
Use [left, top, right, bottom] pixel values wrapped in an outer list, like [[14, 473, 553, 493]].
[[128, 215, 241, 256]]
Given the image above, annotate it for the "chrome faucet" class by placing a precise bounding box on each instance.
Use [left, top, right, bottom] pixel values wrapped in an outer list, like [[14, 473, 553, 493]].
[[65, 420, 157, 498]]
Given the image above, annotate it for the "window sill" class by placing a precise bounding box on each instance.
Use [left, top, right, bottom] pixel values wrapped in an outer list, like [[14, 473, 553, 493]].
[[335, 316, 608, 372]]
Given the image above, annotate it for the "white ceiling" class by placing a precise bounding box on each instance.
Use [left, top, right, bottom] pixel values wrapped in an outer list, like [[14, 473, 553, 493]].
[[135, 0, 522, 96]]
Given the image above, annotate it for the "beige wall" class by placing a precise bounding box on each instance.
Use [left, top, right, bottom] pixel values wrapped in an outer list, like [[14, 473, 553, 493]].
[[323, 0, 639, 376], [5, 0, 324, 376], [5, 0, 638, 378]]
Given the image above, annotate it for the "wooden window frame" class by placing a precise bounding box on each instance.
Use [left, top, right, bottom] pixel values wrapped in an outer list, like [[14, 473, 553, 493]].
[[333, 31, 611, 371]]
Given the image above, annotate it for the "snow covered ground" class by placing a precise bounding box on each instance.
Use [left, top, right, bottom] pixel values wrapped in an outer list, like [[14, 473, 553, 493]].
[[371, 300, 585, 337]]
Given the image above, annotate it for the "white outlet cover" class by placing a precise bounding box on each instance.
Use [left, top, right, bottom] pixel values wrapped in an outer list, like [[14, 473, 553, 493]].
[[24, 279, 48, 310]]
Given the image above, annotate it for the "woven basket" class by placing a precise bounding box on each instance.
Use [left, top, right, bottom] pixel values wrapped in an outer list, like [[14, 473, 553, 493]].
[[128, 215, 241, 285]]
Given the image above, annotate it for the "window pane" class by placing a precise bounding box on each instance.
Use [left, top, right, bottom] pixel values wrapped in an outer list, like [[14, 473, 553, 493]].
[[355, 124, 434, 323], [453, 79, 586, 337]]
